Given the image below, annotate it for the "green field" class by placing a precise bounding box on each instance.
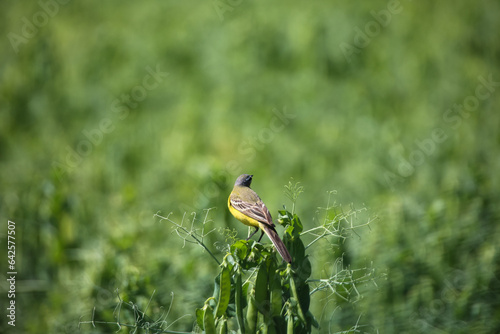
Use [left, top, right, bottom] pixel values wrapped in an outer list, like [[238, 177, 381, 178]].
[[1, 0, 499, 333]]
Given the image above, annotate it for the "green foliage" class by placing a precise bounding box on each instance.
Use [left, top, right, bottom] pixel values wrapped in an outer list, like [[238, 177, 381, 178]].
[[196, 211, 319, 334]]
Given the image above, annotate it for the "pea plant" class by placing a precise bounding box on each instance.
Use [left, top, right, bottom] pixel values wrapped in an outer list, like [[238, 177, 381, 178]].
[[196, 211, 318, 334]]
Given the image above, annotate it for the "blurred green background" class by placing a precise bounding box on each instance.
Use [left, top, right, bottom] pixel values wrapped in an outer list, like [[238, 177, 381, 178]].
[[1, 0, 500, 333]]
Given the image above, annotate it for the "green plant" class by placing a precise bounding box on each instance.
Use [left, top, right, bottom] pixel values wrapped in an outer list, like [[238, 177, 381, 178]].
[[195, 210, 318, 334], [194, 184, 375, 334]]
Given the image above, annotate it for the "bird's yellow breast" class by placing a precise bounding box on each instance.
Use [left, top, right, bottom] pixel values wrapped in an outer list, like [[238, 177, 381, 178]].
[[228, 196, 261, 228]]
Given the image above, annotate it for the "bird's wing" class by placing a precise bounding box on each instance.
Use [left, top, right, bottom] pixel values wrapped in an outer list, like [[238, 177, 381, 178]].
[[230, 193, 274, 227]]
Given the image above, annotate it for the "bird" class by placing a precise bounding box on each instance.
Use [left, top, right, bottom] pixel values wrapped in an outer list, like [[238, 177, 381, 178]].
[[228, 174, 292, 263]]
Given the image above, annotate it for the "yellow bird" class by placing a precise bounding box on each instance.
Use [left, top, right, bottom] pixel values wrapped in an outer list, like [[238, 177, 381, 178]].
[[228, 174, 292, 263]]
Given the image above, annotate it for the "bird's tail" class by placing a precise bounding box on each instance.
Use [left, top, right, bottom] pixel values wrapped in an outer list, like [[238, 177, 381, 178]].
[[262, 224, 292, 263]]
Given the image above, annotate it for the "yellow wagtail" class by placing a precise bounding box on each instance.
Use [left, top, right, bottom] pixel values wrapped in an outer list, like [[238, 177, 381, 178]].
[[228, 174, 292, 263]]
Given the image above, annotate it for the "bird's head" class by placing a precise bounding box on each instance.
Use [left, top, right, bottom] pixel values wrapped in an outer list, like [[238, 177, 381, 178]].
[[234, 174, 253, 187]]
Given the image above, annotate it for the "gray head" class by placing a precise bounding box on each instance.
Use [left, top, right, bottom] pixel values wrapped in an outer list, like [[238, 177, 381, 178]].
[[234, 174, 253, 187]]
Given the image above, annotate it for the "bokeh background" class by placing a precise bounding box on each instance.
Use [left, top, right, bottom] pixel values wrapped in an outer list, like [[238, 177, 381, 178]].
[[1, 0, 500, 333]]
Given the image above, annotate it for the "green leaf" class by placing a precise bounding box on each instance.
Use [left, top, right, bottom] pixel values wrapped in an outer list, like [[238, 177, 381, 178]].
[[195, 307, 205, 330], [277, 210, 292, 227], [295, 256, 311, 281], [297, 281, 311, 313], [306, 310, 320, 329], [285, 235, 305, 263], [231, 240, 249, 261], [292, 214, 303, 234], [248, 242, 264, 263]]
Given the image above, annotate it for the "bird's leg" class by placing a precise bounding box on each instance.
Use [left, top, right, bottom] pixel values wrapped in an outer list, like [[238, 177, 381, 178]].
[[246, 226, 260, 240], [257, 229, 264, 242]]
